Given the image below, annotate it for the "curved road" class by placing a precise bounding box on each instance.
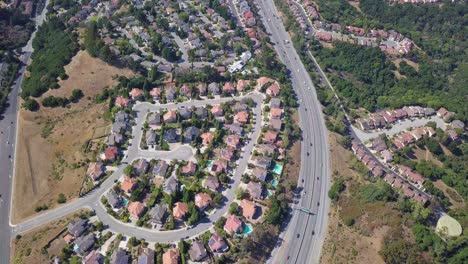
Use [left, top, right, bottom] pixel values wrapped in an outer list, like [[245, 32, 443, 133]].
[[254, 0, 331, 263], [12, 93, 265, 244]]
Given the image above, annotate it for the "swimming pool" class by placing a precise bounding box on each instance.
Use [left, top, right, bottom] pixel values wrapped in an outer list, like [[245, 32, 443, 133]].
[[273, 164, 283, 175], [266, 190, 272, 198], [73, 244, 79, 252], [122, 197, 129, 207], [207, 160, 213, 168], [271, 179, 278, 187], [242, 224, 253, 236]]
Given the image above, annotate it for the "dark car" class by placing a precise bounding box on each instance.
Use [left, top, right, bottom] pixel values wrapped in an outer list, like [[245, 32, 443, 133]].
[[296, 234, 300, 238]]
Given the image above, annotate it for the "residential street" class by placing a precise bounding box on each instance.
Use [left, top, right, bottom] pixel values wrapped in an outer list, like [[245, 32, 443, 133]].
[[11, 93, 265, 244]]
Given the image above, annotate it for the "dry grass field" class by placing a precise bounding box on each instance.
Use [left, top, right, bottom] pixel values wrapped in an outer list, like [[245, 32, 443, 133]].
[[12, 51, 134, 223], [11, 209, 90, 264], [320, 133, 406, 264]]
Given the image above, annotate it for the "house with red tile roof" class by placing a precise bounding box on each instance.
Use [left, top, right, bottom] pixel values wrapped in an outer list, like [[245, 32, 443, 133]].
[[150, 88, 161, 100], [266, 83, 280, 97], [381, 149, 393, 163], [223, 82, 235, 94], [173, 202, 189, 220], [437, 107, 455, 121], [115, 96, 131, 107], [162, 248, 179, 264], [103, 146, 118, 161], [247, 28, 256, 39], [240, 199, 257, 219], [270, 108, 283, 119], [200, 132, 214, 145], [211, 104, 224, 117], [256, 77, 274, 89], [86, 162, 105, 181], [210, 160, 228, 174], [129, 88, 143, 100], [237, 80, 249, 92], [195, 193, 212, 210], [179, 84, 191, 98], [181, 161, 197, 176], [121, 177, 137, 193], [220, 148, 234, 161], [208, 232, 228, 253], [263, 131, 278, 144], [234, 111, 249, 124], [127, 201, 145, 219], [163, 110, 177, 123], [225, 134, 241, 149], [224, 215, 243, 234]]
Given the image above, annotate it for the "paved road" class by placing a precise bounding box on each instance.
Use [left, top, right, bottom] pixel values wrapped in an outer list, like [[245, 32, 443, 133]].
[[0, 1, 49, 262], [12, 93, 265, 244], [254, 0, 331, 263]]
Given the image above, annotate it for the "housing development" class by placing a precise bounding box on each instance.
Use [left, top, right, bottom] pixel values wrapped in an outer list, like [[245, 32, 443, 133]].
[[0, 0, 466, 264]]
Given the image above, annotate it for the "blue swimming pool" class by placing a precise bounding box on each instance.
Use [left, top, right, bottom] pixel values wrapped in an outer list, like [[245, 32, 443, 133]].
[[271, 179, 278, 187], [73, 244, 79, 252], [122, 197, 129, 207], [242, 224, 253, 236], [273, 164, 283, 175], [207, 160, 213, 168]]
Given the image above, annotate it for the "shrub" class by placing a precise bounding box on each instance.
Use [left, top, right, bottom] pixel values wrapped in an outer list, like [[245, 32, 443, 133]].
[[343, 216, 355, 226], [22, 98, 40, 111], [57, 193, 66, 204]]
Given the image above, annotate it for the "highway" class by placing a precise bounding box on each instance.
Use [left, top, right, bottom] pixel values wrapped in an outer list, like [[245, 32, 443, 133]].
[[253, 0, 331, 263]]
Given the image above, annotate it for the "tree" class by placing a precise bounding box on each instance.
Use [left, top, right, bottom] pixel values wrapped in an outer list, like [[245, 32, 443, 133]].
[[265, 196, 288, 225], [328, 178, 345, 201], [124, 165, 133, 176], [22, 98, 39, 111], [57, 193, 66, 204]]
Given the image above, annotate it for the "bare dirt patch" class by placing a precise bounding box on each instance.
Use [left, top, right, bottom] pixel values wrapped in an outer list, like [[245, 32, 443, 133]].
[[13, 51, 134, 223], [11, 209, 90, 264], [392, 58, 420, 72]]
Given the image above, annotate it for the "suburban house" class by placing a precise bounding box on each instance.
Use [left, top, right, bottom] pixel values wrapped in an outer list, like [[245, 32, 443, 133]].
[[233, 102, 249, 112], [208, 232, 229, 253], [86, 162, 105, 181], [146, 130, 157, 146], [102, 146, 119, 161], [150, 88, 161, 100], [270, 108, 283, 119], [210, 160, 228, 174], [266, 83, 280, 97], [197, 83, 207, 96], [246, 181, 263, 199], [208, 82, 220, 95], [164, 176, 178, 194], [253, 167, 268, 181], [121, 177, 137, 193], [115, 110, 129, 122], [84, 250, 103, 264], [270, 98, 281, 108], [399, 165, 425, 187], [189, 240, 207, 262], [257, 144, 275, 156], [163, 110, 177, 123], [115, 96, 131, 107], [166, 87, 176, 102], [75, 233, 95, 255], [163, 129, 178, 143], [134, 159, 149, 175], [181, 161, 197, 175], [179, 84, 192, 98], [200, 132, 214, 145], [112, 122, 129, 134], [225, 123, 244, 136], [148, 204, 168, 225], [195, 192, 212, 210], [255, 156, 272, 170], [437, 107, 455, 121], [195, 107, 208, 118], [224, 214, 243, 234], [67, 219, 88, 238], [203, 176, 220, 191], [381, 149, 393, 163], [179, 108, 192, 120], [220, 148, 235, 161], [162, 248, 180, 264], [234, 111, 249, 124], [269, 118, 283, 131], [263, 131, 277, 144], [211, 104, 224, 117], [184, 126, 200, 143], [240, 199, 257, 219], [138, 248, 155, 264], [127, 201, 146, 219], [107, 133, 124, 146], [237, 80, 249, 91], [130, 88, 143, 100], [110, 248, 128, 264], [148, 113, 161, 128], [225, 134, 241, 149], [106, 189, 122, 209], [223, 82, 236, 94], [173, 202, 189, 220], [152, 160, 169, 177], [256, 76, 274, 89]]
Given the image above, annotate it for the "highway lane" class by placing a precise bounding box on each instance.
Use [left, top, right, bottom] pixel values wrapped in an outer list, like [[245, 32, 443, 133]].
[[12, 93, 265, 243], [254, 0, 331, 263]]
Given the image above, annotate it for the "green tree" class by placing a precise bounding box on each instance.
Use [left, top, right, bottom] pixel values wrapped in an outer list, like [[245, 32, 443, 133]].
[[22, 98, 40, 111]]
